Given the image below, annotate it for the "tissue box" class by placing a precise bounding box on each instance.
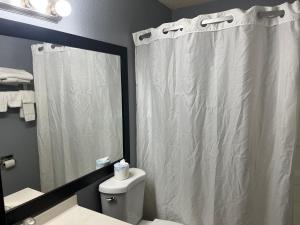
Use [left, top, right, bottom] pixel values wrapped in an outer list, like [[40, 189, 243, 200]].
[[114, 160, 129, 180]]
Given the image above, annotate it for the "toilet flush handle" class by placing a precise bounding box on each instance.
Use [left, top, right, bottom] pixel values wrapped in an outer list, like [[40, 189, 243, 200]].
[[106, 196, 116, 202]]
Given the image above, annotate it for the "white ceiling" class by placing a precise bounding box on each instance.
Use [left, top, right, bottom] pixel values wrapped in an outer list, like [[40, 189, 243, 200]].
[[158, 0, 214, 10]]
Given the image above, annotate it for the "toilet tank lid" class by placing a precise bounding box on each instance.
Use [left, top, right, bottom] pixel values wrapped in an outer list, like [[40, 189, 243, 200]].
[[99, 168, 146, 194]]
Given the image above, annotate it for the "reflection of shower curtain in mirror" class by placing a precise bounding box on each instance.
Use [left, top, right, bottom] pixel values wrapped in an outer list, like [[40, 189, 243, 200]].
[[32, 44, 123, 192], [135, 2, 300, 225]]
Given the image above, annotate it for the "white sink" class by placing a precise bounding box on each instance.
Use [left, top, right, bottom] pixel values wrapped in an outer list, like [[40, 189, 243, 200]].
[[39, 205, 132, 225], [34, 195, 131, 225], [5, 189, 131, 225]]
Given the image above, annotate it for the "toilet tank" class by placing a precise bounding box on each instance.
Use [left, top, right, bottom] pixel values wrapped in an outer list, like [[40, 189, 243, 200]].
[[99, 168, 146, 225]]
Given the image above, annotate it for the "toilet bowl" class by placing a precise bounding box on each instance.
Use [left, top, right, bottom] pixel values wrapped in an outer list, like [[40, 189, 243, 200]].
[[99, 168, 183, 225]]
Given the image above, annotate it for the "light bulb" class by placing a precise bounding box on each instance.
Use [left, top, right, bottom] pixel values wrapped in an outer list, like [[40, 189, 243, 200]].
[[55, 0, 72, 17], [28, 0, 49, 13]]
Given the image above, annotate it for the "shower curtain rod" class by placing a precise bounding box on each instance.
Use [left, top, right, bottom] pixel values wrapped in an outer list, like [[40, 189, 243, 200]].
[[139, 10, 285, 40]]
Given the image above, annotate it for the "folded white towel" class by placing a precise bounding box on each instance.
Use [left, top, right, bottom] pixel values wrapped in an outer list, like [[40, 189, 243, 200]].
[[0, 67, 33, 81], [0, 77, 31, 85], [0, 90, 36, 122], [21, 103, 35, 122], [0, 92, 8, 112], [7, 91, 22, 108], [20, 91, 35, 122], [152, 220, 184, 225], [20, 90, 35, 103]]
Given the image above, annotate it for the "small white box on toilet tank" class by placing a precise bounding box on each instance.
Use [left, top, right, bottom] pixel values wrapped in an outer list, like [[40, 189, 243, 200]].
[[99, 168, 146, 225]]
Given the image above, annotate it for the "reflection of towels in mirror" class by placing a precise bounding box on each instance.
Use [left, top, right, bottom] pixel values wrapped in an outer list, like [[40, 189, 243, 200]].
[[0, 67, 33, 81], [20, 103, 35, 122], [20, 90, 36, 122], [0, 90, 36, 122], [7, 91, 22, 107], [0, 77, 31, 85], [0, 92, 8, 112]]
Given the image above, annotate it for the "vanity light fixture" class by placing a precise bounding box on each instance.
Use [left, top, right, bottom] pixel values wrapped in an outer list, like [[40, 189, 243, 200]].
[[25, 0, 49, 13], [54, 0, 72, 17], [0, 0, 72, 23]]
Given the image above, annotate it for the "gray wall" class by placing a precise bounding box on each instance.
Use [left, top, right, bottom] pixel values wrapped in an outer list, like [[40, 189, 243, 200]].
[[0, 0, 171, 212], [173, 0, 295, 20], [0, 35, 40, 196]]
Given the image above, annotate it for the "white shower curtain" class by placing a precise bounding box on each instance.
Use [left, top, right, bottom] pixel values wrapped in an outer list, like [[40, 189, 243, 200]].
[[32, 44, 123, 192], [134, 2, 300, 225]]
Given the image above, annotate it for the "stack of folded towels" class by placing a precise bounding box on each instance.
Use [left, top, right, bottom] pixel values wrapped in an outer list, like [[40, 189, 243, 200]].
[[0, 90, 36, 122], [0, 67, 33, 84], [0, 67, 35, 122]]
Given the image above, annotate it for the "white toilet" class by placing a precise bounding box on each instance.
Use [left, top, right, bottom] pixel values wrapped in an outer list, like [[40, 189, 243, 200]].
[[99, 168, 182, 225]]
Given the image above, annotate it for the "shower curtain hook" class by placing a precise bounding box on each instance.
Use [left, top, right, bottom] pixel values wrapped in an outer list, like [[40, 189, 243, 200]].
[[162, 26, 184, 34], [200, 15, 234, 27], [139, 32, 152, 41], [257, 10, 285, 19]]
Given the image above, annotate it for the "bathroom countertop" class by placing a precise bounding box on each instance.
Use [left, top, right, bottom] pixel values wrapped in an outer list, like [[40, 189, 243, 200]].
[[40, 205, 131, 225]]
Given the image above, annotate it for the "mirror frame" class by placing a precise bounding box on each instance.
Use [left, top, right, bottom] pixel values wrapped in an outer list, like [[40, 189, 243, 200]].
[[0, 18, 130, 225]]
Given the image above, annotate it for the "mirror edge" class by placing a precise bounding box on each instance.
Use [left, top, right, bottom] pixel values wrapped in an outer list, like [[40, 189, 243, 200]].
[[0, 17, 130, 225]]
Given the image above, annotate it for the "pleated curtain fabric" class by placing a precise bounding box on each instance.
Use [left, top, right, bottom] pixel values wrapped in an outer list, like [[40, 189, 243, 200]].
[[32, 44, 123, 192], [134, 2, 300, 225]]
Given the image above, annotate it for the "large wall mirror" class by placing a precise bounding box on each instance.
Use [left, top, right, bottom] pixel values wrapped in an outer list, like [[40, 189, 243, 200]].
[[0, 18, 129, 225]]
